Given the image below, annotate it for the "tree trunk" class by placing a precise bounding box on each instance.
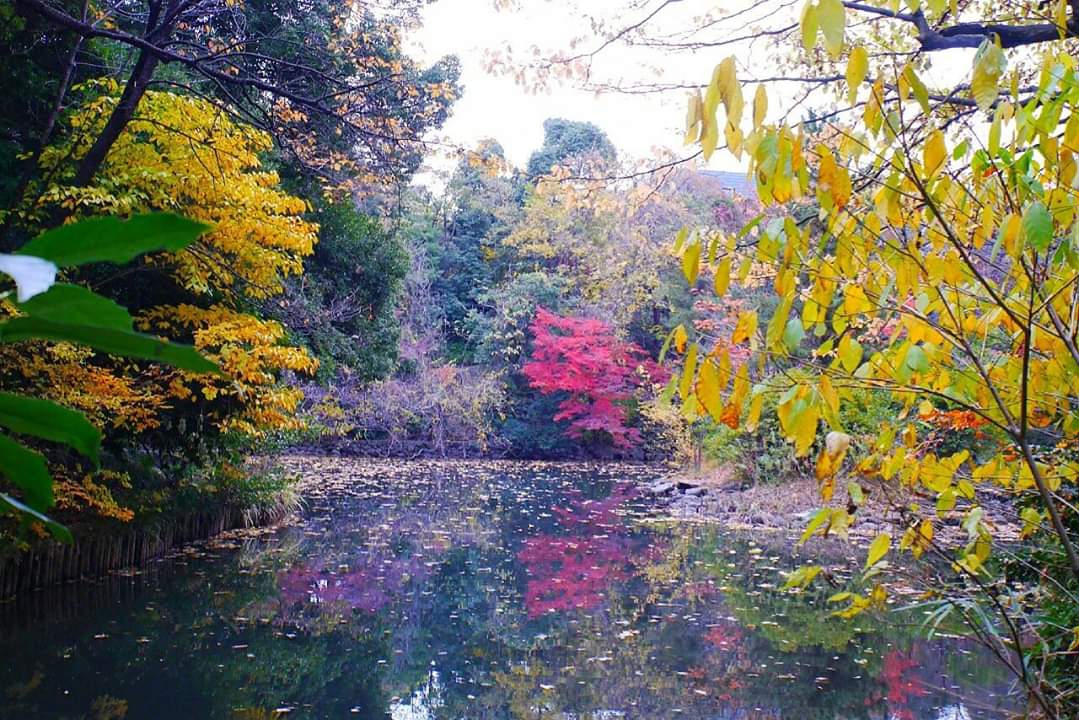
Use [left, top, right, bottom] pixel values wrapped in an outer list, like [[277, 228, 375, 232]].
[[70, 47, 160, 187]]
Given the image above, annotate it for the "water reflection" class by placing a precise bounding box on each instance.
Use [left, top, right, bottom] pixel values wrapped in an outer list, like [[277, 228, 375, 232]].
[[0, 458, 1017, 718]]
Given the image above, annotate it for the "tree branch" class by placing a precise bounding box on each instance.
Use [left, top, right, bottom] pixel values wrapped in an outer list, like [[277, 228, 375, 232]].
[[844, 3, 1078, 50]]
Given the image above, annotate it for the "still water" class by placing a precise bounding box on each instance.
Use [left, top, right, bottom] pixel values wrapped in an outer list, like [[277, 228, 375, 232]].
[[0, 458, 1018, 719]]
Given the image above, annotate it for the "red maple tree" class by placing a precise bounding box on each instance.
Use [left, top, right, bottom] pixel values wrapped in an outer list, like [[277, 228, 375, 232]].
[[521, 308, 666, 449]]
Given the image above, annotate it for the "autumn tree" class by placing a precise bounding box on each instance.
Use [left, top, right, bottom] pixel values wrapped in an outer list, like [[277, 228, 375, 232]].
[[24, 88, 318, 431], [522, 308, 665, 450], [9, 0, 459, 197]]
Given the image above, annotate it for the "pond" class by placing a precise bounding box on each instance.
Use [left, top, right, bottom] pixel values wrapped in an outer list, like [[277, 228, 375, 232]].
[[0, 458, 1018, 719]]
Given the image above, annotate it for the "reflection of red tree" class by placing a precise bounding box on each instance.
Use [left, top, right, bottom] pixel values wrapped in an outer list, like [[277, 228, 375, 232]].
[[278, 546, 439, 615], [880, 649, 929, 720], [703, 623, 743, 652], [518, 484, 645, 618]]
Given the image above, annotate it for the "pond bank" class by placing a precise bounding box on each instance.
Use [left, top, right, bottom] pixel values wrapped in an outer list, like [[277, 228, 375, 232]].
[[649, 467, 1024, 548], [0, 499, 295, 599]]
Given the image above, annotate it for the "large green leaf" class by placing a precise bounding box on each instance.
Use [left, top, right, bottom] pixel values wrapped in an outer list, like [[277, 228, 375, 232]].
[[0, 492, 71, 543], [18, 284, 133, 331], [0, 393, 101, 466], [0, 317, 220, 374], [1021, 201, 1053, 253], [18, 213, 209, 268], [0, 433, 53, 511]]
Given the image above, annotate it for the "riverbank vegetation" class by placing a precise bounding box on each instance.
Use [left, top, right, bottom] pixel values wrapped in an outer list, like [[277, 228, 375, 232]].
[[1, 0, 1078, 716]]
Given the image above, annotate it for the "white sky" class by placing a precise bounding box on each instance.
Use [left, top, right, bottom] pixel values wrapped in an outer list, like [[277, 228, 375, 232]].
[[406, 0, 978, 188], [406, 0, 723, 184]]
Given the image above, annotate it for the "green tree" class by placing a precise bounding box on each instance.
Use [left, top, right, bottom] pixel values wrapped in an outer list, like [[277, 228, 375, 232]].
[[526, 118, 617, 179], [276, 202, 408, 382]]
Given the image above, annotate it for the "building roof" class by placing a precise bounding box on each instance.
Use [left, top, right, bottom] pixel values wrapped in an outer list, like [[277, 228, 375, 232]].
[[698, 169, 755, 198]]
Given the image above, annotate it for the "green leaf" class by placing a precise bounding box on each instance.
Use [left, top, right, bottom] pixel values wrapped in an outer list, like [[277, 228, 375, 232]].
[[1021, 201, 1054, 252], [936, 487, 957, 513], [847, 481, 864, 506], [865, 532, 891, 570], [0, 317, 219, 374], [18, 284, 133, 331], [0, 492, 71, 543], [782, 565, 822, 590], [905, 344, 929, 373], [0, 433, 53, 511], [800, 1, 819, 51], [783, 318, 806, 352], [800, 507, 830, 544], [0, 393, 101, 466], [838, 336, 863, 372], [18, 213, 209, 268], [673, 227, 689, 254]]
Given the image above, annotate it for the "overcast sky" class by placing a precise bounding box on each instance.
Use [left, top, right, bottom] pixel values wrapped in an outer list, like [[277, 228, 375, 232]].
[[406, 0, 977, 188], [406, 0, 723, 184]]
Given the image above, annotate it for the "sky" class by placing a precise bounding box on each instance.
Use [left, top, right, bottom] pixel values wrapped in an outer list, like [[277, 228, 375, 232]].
[[405, 0, 726, 186], [405, 0, 979, 189]]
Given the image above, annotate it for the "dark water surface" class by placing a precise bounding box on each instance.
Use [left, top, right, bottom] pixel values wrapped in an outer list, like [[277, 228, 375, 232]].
[[0, 459, 1018, 719]]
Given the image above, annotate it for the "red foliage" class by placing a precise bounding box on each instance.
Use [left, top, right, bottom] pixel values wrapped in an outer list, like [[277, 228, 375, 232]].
[[517, 484, 645, 618], [703, 622, 744, 651], [921, 408, 989, 432], [880, 649, 930, 720], [522, 308, 667, 448]]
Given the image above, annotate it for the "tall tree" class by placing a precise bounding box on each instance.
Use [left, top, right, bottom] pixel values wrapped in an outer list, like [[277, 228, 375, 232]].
[[526, 118, 617, 178], [11, 0, 459, 196]]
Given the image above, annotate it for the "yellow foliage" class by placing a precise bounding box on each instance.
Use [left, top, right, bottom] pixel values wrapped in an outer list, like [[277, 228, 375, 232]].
[[34, 83, 319, 299], [139, 305, 318, 435], [9, 84, 321, 445]]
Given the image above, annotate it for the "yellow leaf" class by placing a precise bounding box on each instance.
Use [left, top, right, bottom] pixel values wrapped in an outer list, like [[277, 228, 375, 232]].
[[701, 113, 719, 160], [815, 430, 851, 483], [753, 84, 768, 128], [680, 343, 699, 400], [673, 324, 688, 354], [865, 532, 891, 570], [971, 39, 1006, 111], [714, 255, 732, 297], [818, 0, 846, 58], [731, 310, 758, 345], [800, 1, 819, 51], [923, 129, 946, 178], [682, 241, 701, 286], [696, 359, 723, 422], [845, 46, 868, 105], [745, 392, 764, 431], [819, 375, 840, 414], [717, 57, 744, 127], [792, 404, 820, 457], [684, 91, 703, 145]]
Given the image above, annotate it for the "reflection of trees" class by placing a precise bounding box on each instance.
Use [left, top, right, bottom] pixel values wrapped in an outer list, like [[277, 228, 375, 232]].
[[517, 483, 647, 617], [0, 461, 1019, 719], [632, 525, 1016, 720]]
